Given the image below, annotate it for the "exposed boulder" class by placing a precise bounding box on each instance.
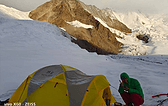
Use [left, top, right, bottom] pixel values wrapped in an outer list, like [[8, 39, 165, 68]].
[[136, 34, 149, 43], [29, 0, 131, 54]]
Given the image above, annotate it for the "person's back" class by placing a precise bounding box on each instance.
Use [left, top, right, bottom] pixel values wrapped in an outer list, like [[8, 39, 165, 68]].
[[129, 77, 144, 99]]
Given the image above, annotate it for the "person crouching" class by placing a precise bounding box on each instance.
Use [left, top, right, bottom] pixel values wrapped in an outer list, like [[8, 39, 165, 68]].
[[118, 72, 144, 106]]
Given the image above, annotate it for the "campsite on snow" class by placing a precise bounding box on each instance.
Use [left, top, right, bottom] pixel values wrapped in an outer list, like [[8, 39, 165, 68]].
[[0, 0, 168, 106]]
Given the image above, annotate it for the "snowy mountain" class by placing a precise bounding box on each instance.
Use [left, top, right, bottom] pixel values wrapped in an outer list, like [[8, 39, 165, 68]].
[[79, 2, 131, 33], [0, 4, 168, 106], [28, 0, 132, 55], [113, 11, 168, 55], [0, 4, 30, 20], [84, 8, 168, 55], [28, 0, 168, 56]]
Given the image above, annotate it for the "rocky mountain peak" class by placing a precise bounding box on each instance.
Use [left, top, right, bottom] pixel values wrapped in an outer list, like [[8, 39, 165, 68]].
[[29, 0, 131, 54], [79, 2, 131, 33]]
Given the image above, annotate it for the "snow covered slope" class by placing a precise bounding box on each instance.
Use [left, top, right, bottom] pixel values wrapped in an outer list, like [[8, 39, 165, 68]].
[[113, 11, 168, 55], [0, 4, 168, 106], [88, 8, 168, 55], [0, 4, 30, 20]]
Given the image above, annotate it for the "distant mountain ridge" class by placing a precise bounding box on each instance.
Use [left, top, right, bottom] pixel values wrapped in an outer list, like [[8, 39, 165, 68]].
[[0, 4, 30, 20], [79, 2, 131, 33], [29, 0, 132, 55]]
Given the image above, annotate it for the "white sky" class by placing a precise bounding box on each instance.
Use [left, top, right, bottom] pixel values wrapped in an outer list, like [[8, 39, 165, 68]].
[[0, 0, 168, 14]]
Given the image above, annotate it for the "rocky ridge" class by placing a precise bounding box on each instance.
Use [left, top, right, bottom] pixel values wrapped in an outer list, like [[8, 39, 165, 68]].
[[29, 0, 132, 54], [79, 2, 131, 33]]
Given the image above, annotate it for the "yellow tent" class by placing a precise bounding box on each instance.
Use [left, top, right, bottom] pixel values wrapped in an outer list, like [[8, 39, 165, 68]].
[[9, 65, 116, 106]]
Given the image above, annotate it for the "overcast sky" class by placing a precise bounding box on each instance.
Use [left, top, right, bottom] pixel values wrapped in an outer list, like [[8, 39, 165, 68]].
[[0, 0, 168, 14]]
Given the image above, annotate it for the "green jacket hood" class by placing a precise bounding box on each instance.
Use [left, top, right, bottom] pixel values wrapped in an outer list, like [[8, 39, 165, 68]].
[[120, 72, 129, 79], [120, 72, 130, 86]]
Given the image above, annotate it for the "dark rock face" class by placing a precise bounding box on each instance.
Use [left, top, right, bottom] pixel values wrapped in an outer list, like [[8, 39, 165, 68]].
[[29, 0, 131, 54], [136, 34, 149, 43], [71, 39, 115, 55]]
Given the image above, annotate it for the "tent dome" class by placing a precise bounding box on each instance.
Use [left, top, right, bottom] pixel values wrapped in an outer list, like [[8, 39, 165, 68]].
[[9, 65, 116, 106]]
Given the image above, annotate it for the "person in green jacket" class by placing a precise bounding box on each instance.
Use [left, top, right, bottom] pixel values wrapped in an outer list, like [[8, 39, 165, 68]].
[[118, 72, 144, 106]]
